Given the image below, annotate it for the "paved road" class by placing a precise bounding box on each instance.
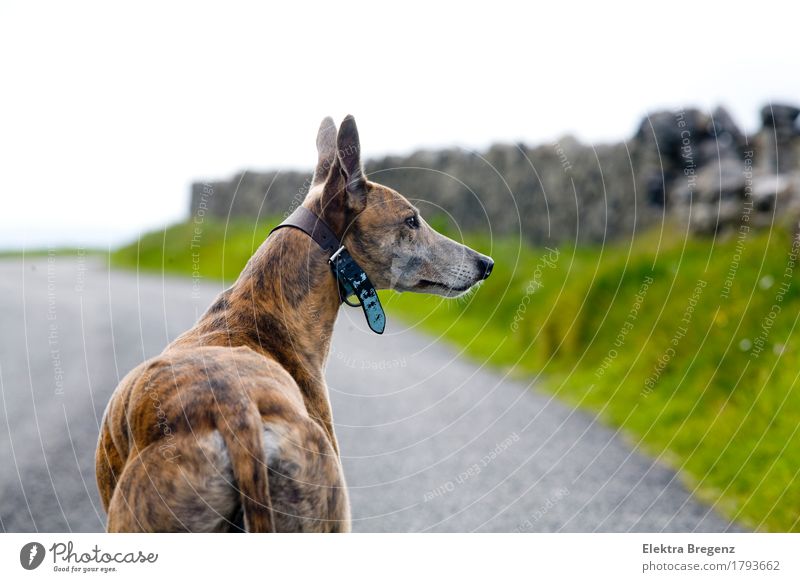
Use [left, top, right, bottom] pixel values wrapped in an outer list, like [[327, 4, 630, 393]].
[[0, 256, 740, 532]]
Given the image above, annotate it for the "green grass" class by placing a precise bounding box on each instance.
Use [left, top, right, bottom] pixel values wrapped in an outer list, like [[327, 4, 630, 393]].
[[113, 218, 800, 531], [112, 218, 278, 282], [0, 247, 104, 258]]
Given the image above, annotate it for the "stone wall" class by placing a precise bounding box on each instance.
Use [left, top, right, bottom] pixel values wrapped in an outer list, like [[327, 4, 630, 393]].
[[190, 103, 800, 243]]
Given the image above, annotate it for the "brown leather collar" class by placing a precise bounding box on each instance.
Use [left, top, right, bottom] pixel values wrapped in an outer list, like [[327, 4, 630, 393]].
[[271, 206, 341, 256], [269, 206, 386, 334]]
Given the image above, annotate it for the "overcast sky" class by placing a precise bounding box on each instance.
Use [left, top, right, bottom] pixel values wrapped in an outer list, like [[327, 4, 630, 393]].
[[1, 0, 798, 248]]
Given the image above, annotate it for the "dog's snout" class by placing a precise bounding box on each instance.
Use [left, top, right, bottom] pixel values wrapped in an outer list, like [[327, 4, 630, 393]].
[[477, 256, 494, 280]]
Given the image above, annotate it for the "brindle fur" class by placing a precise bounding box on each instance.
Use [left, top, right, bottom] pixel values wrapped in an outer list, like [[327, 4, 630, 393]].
[[96, 116, 493, 532]]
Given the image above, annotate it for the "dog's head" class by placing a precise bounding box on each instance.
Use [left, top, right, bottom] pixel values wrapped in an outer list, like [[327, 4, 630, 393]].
[[305, 115, 493, 298]]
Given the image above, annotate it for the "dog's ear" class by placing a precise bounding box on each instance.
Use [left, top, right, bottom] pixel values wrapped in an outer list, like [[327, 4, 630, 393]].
[[312, 116, 337, 187], [336, 115, 367, 211]]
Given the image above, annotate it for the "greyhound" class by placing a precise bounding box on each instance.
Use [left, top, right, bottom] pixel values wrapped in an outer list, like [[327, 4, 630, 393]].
[[95, 115, 494, 532]]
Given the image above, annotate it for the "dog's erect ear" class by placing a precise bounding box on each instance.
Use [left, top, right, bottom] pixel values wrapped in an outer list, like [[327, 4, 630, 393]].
[[336, 115, 367, 209], [312, 116, 337, 187]]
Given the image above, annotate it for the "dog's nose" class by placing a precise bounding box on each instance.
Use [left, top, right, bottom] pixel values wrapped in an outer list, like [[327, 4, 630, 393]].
[[478, 256, 494, 280]]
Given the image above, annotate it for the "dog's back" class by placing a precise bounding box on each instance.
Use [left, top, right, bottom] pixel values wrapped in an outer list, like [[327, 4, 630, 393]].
[[95, 344, 349, 532]]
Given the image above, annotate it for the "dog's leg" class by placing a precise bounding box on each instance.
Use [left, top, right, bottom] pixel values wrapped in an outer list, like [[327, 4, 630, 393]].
[[106, 434, 239, 533], [105, 419, 350, 532], [95, 420, 125, 513], [264, 418, 351, 532]]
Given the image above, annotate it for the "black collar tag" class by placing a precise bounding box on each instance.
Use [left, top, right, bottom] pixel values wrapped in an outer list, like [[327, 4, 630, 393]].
[[329, 246, 385, 334], [270, 207, 386, 334]]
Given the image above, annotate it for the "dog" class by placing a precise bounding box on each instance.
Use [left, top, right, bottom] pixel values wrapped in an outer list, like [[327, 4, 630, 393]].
[[95, 115, 494, 532]]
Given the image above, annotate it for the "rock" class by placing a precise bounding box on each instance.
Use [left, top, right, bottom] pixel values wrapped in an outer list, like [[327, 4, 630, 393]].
[[695, 158, 746, 203], [757, 104, 800, 174], [711, 106, 745, 148], [760, 104, 800, 131]]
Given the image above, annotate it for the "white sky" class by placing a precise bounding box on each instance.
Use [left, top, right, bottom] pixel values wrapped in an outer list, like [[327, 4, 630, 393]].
[[1, 0, 798, 248]]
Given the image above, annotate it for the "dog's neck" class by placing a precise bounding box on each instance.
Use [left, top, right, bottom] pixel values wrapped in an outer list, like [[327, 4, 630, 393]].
[[233, 227, 341, 370], [173, 224, 343, 448]]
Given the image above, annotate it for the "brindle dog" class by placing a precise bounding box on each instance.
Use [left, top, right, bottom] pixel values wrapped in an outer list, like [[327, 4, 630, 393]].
[[95, 116, 494, 532]]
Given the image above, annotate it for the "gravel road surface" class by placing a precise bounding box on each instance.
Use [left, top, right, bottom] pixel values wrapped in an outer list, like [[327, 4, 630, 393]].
[[0, 256, 740, 532]]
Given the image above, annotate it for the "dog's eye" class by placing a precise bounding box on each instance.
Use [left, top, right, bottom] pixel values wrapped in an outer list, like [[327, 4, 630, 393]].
[[405, 215, 419, 229]]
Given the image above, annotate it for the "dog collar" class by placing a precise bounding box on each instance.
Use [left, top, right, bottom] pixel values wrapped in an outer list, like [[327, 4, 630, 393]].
[[270, 206, 386, 334]]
